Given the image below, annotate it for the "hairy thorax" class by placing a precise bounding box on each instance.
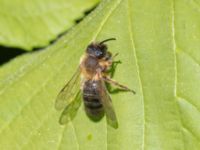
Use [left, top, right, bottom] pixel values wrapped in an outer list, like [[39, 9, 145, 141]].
[[80, 54, 112, 80]]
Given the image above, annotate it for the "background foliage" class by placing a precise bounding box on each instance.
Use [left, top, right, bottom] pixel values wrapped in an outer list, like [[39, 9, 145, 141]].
[[0, 0, 200, 149], [0, 0, 98, 50]]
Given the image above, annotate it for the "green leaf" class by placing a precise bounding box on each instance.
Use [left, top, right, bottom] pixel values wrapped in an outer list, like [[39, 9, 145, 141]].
[[0, 0, 200, 149], [0, 0, 99, 50]]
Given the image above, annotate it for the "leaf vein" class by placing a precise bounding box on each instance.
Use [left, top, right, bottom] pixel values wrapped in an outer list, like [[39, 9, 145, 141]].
[[183, 127, 200, 141], [177, 95, 200, 112], [172, 1, 186, 149], [56, 126, 67, 150], [127, 0, 146, 149]]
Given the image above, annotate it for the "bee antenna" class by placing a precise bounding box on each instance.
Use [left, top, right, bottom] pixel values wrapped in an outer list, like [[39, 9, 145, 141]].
[[100, 38, 116, 45]]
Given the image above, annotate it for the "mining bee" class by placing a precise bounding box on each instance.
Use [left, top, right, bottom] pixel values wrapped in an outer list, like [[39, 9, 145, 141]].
[[55, 38, 135, 128]]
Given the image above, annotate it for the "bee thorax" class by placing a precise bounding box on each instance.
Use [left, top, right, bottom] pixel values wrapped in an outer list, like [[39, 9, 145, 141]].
[[80, 55, 100, 79]]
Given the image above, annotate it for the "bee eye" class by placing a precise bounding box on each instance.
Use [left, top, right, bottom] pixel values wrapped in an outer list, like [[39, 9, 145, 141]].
[[95, 50, 102, 57]]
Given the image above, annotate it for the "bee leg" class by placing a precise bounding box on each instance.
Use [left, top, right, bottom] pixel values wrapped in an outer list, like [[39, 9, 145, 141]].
[[107, 60, 121, 78], [103, 77, 136, 94]]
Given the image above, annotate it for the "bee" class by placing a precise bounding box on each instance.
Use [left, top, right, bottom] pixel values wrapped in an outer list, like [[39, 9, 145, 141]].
[[55, 38, 135, 128]]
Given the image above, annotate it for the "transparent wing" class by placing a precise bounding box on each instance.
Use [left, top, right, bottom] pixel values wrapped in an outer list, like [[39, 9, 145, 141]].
[[99, 79, 118, 128], [55, 67, 81, 111], [59, 90, 82, 124]]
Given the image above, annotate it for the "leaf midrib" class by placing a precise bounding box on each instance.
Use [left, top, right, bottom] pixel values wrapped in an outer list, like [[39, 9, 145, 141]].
[[56, 0, 123, 149]]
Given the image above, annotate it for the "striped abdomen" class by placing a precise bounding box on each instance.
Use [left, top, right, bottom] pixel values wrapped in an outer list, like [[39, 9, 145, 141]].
[[83, 80, 104, 119]]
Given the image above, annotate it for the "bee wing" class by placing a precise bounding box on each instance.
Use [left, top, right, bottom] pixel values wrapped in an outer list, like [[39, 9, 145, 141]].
[[55, 67, 81, 111], [99, 79, 118, 128], [59, 90, 82, 124]]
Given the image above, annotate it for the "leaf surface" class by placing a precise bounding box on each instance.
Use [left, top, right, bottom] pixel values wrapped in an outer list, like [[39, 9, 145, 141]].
[[0, 0, 200, 149]]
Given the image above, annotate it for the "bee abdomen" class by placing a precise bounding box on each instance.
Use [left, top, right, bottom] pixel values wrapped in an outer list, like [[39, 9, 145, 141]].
[[82, 80, 104, 118], [83, 96, 102, 109]]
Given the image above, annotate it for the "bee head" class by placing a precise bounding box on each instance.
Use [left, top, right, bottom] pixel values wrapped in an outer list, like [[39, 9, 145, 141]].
[[86, 38, 116, 59], [87, 43, 107, 59]]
